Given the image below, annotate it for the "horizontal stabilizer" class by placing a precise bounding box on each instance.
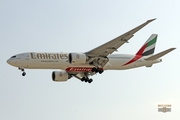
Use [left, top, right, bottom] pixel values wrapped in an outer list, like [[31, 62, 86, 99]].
[[145, 48, 176, 60]]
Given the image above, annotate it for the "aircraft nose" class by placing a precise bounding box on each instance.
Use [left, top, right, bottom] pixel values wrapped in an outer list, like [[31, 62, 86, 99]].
[[7, 59, 11, 64], [7, 58, 15, 66]]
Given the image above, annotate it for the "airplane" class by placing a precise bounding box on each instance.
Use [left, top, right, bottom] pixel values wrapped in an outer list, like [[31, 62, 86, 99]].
[[7, 18, 176, 83]]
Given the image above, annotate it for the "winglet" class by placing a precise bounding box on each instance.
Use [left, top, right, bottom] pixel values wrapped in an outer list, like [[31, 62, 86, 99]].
[[145, 48, 176, 60], [147, 18, 156, 23]]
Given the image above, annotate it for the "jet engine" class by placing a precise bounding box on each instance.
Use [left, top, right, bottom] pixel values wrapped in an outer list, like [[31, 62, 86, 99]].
[[52, 71, 70, 82], [68, 53, 88, 64]]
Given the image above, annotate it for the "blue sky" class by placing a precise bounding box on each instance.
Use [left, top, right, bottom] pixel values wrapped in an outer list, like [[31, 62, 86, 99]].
[[1, 0, 180, 120]]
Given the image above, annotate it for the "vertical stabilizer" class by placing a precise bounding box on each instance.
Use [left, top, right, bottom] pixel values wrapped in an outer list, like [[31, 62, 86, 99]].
[[136, 34, 158, 56]]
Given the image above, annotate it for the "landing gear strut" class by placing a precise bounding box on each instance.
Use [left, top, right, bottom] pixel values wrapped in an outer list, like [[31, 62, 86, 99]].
[[18, 67, 26, 76]]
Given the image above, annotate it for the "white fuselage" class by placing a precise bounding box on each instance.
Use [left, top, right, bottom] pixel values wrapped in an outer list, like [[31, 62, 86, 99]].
[[7, 52, 161, 72]]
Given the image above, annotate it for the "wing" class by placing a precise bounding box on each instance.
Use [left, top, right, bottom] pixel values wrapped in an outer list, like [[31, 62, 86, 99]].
[[86, 19, 156, 57], [68, 19, 156, 82]]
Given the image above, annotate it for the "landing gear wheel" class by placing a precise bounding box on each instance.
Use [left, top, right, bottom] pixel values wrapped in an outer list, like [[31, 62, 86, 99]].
[[91, 67, 104, 74], [91, 67, 100, 73], [88, 79, 93, 83], [99, 69, 104, 74], [22, 72, 26, 76], [18, 67, 26, 76], [81, 77, 85, 82], [81, 77, 93, 83], [91, 67, 97, 72]]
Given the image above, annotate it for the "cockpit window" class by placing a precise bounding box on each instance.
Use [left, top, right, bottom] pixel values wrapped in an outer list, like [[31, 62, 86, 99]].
[[11, 56, 16, 58]]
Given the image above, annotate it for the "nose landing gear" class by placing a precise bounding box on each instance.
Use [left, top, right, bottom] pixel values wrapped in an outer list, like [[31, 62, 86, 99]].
[[22, 72, 26, 76], [18, 67, 26, 76]]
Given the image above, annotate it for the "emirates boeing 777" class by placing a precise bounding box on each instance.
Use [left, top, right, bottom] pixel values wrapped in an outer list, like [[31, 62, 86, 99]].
[[7, 19, 175, 83]]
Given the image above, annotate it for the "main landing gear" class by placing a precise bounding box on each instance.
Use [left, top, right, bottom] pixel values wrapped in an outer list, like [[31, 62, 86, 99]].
[[80, 67, 104, 83], [18, 67, 26, 76], [91, 67, 104, 74], [81, 77, 93, 83]]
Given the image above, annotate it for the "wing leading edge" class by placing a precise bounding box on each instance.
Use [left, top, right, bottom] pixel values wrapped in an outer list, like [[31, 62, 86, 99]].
[[86, 18, 156, 57]]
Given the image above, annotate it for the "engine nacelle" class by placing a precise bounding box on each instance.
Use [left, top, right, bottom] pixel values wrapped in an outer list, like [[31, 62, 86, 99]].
[[52, 71, 70, 82], [68, 53, 88, 64]]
